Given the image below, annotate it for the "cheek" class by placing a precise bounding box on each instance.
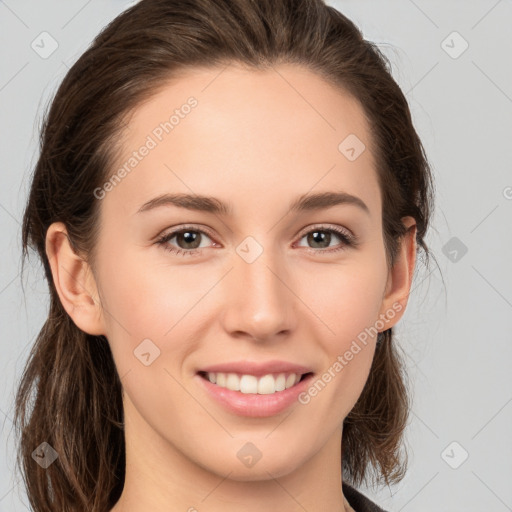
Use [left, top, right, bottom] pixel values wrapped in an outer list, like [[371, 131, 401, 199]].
[[296, 269, 382, 422], [94, 250, 179, 365], [95, 247, 218, 374], [302, 259, 386, 345]]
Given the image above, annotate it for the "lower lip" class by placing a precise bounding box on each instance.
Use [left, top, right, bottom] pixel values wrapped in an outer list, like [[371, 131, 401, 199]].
[[195, 373, 314, 418]]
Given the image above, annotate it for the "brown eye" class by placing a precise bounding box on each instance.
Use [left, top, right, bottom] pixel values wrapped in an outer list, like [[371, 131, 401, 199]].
[[296, 226, 357, 254], [156, 227, 215, 257]]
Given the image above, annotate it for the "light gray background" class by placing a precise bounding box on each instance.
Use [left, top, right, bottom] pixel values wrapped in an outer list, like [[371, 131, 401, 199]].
[[1, 1, 511, 511]]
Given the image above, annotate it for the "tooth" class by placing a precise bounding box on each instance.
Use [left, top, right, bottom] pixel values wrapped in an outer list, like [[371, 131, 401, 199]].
[[226, 373, 240, 391], [216, 372, 226, 387], [275, 373, 286, 391], [240, 374, 258, 394], [206, 371, 306, 394], [285, 373, 298, 389], [258, 374, 276, 394]]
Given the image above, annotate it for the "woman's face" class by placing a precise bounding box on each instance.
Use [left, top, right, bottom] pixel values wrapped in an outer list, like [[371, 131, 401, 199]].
[[65, 64, 415, 481]]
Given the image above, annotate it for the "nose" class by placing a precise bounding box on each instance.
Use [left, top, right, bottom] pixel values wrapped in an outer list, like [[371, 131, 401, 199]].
[[220, 244, 296, 342]]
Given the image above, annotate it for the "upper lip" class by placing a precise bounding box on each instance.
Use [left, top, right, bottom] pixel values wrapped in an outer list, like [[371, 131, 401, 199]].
[[198, 360, 314, 377]]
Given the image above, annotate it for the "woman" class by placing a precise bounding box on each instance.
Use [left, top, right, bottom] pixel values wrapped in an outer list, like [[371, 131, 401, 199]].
[[15, 0, 435, 511]]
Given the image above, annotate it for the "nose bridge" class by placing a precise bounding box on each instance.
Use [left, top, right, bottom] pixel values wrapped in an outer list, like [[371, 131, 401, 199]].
[[223, 236, 294, 340]]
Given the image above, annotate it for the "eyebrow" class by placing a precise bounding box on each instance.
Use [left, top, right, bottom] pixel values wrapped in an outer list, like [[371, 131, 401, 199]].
[[136, 191, 370, 216]]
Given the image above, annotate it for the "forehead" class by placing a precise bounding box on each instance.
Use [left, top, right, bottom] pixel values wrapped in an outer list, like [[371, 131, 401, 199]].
[[104, 63, 380, 220]]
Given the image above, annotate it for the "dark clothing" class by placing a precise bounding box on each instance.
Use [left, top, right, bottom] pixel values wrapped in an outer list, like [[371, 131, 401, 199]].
[[343, 482, 388, 512]]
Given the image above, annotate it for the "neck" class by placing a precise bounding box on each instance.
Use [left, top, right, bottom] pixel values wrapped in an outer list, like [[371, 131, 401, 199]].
[[110, 395, 352, 512]]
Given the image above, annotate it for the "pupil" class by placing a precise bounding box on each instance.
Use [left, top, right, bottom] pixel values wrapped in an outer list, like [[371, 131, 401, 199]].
[[180, 231, 200, 249], [309, 230, 330, 248]]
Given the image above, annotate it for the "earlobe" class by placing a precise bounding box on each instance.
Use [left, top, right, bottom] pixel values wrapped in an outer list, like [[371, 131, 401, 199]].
[[45, 222, 106, 336], [379, 216, 417, 327]]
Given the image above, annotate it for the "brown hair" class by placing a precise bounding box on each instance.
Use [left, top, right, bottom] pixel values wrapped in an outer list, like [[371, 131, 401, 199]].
[[15, 0, 436, 510]]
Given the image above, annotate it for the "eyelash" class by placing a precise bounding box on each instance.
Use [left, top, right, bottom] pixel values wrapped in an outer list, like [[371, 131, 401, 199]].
[[155, 224, 359, 257]]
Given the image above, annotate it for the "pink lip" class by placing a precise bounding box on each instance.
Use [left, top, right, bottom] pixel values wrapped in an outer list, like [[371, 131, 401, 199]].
[[198, 360, 313, 377], [195, 372, 315, 417]]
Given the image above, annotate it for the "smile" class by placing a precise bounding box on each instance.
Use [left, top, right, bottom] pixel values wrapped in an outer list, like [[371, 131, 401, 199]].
[[198, 371, 312, 395]]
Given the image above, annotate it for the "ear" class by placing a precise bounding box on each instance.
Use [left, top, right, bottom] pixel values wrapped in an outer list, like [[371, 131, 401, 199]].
[[378, 216, 417, 328], [45, 222, 106, 336]]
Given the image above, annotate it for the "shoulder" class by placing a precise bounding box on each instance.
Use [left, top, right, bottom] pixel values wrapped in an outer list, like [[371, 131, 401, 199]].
[[342, 482, 389, 512]]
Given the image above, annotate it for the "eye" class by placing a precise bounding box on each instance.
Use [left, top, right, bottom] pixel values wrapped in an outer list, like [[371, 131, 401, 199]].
[[156, 224, 358, 257], [155, 226, 216, 257], [295, 225, 357, 254]]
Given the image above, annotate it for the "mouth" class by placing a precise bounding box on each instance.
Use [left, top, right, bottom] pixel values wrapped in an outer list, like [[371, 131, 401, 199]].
[[197, 371, 314, 395]]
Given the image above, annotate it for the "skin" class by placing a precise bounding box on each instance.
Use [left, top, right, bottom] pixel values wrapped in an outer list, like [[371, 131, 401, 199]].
[[45, 63, 416, 512]]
